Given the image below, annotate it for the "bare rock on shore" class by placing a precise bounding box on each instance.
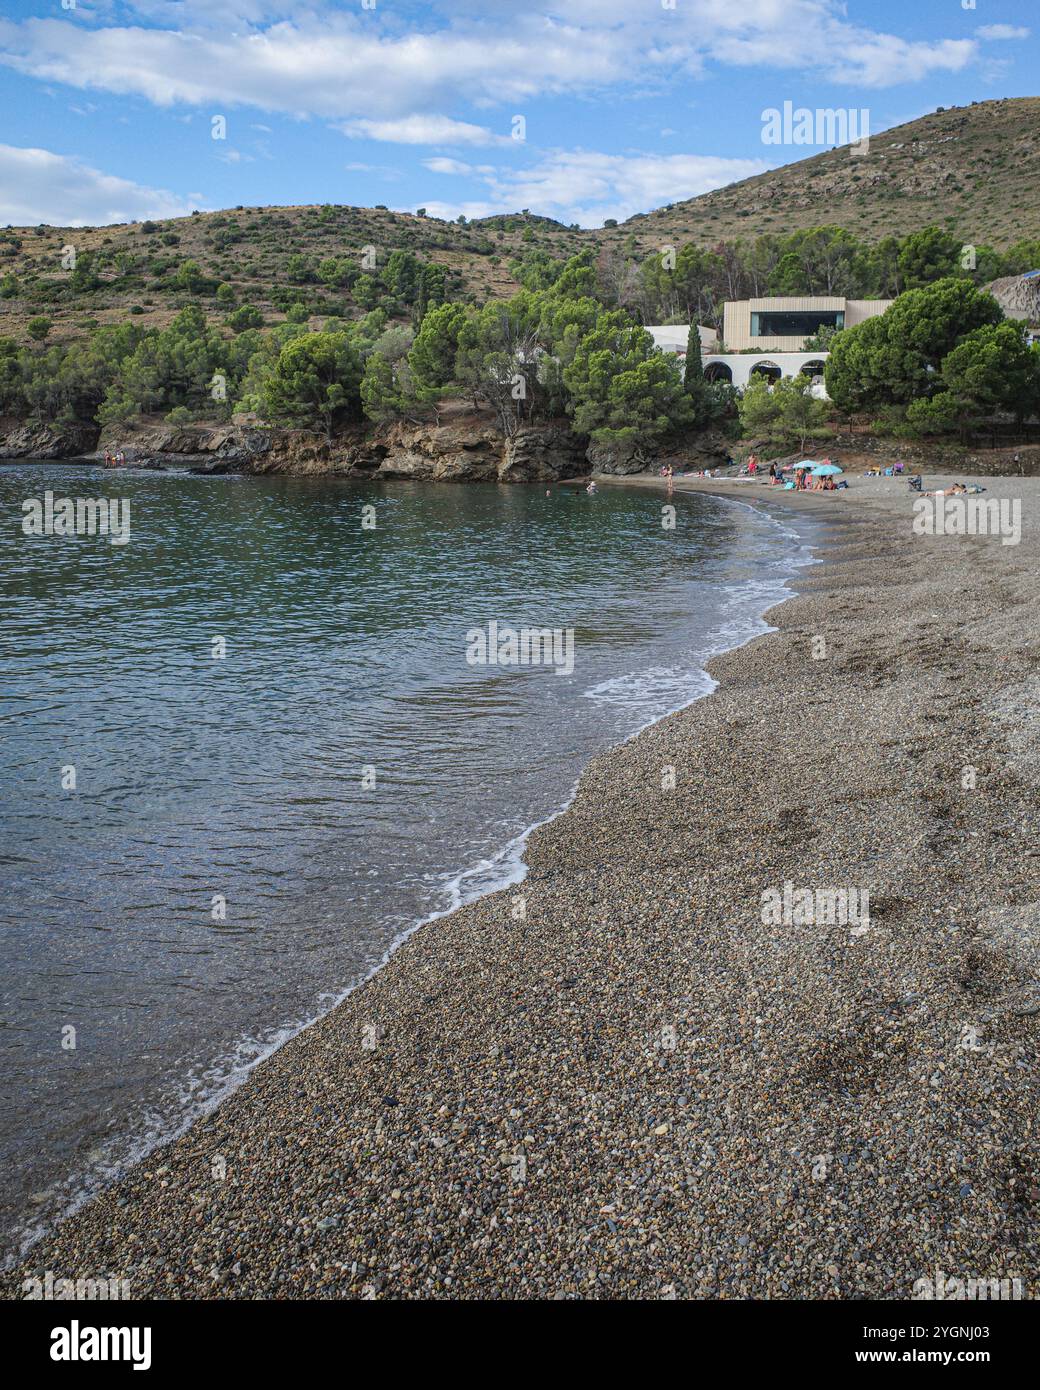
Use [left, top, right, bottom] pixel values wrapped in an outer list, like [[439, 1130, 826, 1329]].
[[366, 418, 586, 483], [588, 429, 733, 477], [0, 418, 99, 459], [586, 436, 651, 475], [90, 413, 588, 483], [93, 421, 274, 473]]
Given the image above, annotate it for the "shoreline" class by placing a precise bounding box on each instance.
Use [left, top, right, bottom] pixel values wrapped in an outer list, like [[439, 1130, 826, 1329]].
[[2, 484, 815, 1270], [6, 476, 1040, 1299]]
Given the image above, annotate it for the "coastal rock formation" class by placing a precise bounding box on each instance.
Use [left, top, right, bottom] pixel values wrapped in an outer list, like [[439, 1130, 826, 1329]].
[[364, 417, 504, 481], [586, 437, 652, 476], [350, 417, 587, 483], [90, 412, 589, 483], [0, 419, 99, 459], [93, 422, 273, 473], [589, 428, 732, 476]]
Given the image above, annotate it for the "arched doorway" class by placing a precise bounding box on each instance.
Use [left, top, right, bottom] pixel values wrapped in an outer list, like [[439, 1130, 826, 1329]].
[[800, 359, 826, 380], [749, 360, 782, 384], [704, 361, 733, 383]]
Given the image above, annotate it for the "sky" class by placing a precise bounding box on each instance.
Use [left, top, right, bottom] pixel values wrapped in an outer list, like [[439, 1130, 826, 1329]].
[[0, 0, 1035, 229]]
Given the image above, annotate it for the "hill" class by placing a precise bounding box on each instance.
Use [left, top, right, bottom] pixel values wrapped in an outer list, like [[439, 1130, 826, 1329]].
[[605, 96, 1040, 254], [0, 204, 584, 349], [0, 97, 1038, 350]]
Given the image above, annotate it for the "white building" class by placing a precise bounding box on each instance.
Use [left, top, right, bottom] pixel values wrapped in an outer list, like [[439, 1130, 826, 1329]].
[[702, 352, 829, 396], [647, 325, 829, 397], [722, 296, 891, 352]]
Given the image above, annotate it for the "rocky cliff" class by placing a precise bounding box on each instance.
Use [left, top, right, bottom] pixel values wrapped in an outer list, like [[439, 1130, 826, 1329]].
[[1, 409, 731, 480], [0, 419, 100, 459], [77, 412, 592, 483]]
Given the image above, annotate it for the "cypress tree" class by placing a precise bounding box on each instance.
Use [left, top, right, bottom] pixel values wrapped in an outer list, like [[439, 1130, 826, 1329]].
[[684, 322, 704, 392]]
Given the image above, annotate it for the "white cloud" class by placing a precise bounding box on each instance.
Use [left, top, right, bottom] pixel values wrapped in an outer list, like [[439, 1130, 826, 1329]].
[[0, 143, 200, 226], [0, 1, 1008, 229], [976, 25, 1030, 42], [709, 18, 975, 89], [0, 1, 989, 143], [419, 148, 768, 228], [0, 14, 628, 119], [339, 116, 510, 147], [424, 157, 479, 175]]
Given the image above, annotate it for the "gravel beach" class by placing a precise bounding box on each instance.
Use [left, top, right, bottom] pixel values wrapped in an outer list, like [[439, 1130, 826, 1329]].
[[7, 474, 1039, 1300]]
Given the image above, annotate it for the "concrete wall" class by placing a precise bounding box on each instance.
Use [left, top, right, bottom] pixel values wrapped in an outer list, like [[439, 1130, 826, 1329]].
[[646, 325, 719, 355], [703, 352, 830, 396], [845, 299, 891, 328]]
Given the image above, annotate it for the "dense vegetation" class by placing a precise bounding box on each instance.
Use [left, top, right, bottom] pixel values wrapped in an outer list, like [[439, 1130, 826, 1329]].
[[599, 223, 1040, 333], [0, 247, 722, 449], [824, 278, 1040, 435], [4, 206, 1039, 451]]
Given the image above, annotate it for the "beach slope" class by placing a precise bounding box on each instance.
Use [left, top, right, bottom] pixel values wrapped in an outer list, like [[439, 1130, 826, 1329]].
[[7, 479, 1039, 1300]]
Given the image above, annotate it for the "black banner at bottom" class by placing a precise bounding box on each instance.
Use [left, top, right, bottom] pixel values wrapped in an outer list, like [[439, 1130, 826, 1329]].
[[0, 1296, 1028, 1374]]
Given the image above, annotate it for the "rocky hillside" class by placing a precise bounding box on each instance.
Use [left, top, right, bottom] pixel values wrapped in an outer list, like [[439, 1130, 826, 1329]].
[[1, 98, 1037, 350], [0, 204, 583, 348], [607, 97, 1040, 255]]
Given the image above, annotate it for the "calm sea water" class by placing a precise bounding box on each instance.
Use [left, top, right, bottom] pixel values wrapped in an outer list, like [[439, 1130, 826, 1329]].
[[0, 463, 817, 1256]]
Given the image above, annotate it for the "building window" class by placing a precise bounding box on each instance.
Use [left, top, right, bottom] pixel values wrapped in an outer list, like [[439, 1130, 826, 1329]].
[[750, 310, 845, 338]]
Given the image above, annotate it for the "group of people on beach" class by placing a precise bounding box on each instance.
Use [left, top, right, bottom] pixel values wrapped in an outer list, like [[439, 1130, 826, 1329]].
[[102, 450, 126, 468], [765, 460, 841, 490]]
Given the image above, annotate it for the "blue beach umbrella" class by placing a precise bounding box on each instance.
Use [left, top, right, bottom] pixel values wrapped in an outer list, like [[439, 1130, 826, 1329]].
[[807, 463, 843, 476]]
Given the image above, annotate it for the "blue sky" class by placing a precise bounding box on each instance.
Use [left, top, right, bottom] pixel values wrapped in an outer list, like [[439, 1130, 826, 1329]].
[[0, 0, 1035, 228]]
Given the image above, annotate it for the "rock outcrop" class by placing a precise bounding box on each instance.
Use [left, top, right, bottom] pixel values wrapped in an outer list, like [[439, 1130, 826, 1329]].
[[0, 419, 99, 459], [1, 406, 741, 483], [83, 412, 590, 483], [92, 422, 273, 473]]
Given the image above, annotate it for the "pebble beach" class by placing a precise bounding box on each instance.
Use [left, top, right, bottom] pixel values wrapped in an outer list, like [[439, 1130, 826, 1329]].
[[7, 474, 1040, 1301]]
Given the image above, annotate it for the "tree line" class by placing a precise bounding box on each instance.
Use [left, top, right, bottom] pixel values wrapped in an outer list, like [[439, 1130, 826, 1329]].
[[3, 226, 1038, 449], [0, 250, 728, 449], [580, 224, 1040, 332]]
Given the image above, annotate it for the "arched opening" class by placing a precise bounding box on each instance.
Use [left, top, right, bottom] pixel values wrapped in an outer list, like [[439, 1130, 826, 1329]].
[[704, 361, 733, 383], [800, 359, 826, 381], [749, 360, 782, 384]]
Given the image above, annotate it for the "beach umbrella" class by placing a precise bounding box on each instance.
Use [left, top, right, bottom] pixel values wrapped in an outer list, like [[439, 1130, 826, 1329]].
[[807, 463, 843, 476]]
